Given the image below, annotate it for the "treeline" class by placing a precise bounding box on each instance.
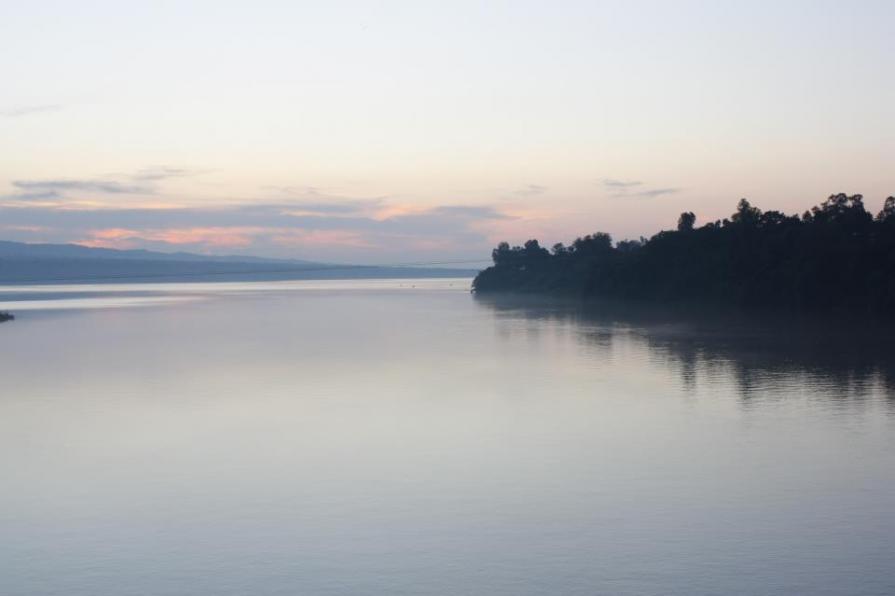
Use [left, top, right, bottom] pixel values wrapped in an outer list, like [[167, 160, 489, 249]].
[[473, 194, 895, 314]]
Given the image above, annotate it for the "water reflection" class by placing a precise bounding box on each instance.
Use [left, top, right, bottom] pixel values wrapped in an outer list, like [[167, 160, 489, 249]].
[[2, 283, 894, 595], [475, 294, 895, 408]]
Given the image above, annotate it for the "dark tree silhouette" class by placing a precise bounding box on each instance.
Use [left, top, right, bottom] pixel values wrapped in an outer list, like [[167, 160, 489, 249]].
[[730, 198, 761, 226], [473, 195, 895, 315], [677, 212, 696, 232], [877, 196, 895, 223]]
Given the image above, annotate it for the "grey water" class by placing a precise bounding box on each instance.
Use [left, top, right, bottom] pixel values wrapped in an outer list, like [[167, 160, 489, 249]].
[[1, 279, 894, 596]]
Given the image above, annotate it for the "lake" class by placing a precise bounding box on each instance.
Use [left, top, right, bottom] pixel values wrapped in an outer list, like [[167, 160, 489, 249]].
[[1, 279, 893, 595]]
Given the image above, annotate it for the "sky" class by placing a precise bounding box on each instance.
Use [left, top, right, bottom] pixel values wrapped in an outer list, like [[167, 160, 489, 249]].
[[2, 0, 893, 264]]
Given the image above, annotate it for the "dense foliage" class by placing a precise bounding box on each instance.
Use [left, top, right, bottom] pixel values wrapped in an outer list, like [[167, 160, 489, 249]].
[[473, 194, 895, 314]]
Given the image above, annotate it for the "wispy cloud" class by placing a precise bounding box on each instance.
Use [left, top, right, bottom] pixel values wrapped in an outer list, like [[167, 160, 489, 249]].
[[131, 166, 196, 181], [429, 205, 511, 219], [0, 104, 63, 118], [601, 178, 642, 189], [282, 199, 384, 215], [602, 177, 680, 198], [632, 187, 680, 198], [12, 179, 153, 195], [3, 166, 207, 203], [514, 184, 547, 196], [261, 185, 385, 215], [0, 190, 63, 202]]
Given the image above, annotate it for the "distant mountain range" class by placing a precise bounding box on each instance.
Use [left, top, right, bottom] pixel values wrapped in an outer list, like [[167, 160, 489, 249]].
[[0, 240, 479, 284], [0, 240, 311, 264], [0, 240, 312, 263]]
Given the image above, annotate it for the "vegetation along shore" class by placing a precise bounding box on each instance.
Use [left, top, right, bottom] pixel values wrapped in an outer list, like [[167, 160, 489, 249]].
[[473, 194, 895, 315]]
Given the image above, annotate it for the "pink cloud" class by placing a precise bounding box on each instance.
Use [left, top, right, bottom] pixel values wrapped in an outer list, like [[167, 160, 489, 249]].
[[79, 226, 375, 251], [80, 227, 262, 249]]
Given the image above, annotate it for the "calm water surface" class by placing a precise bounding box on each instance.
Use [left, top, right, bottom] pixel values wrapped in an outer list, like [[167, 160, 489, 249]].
[[1, 279, 893, 595]]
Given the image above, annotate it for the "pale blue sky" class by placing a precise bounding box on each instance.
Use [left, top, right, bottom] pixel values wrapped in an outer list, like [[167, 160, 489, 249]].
[[1, 0, 893, 262]]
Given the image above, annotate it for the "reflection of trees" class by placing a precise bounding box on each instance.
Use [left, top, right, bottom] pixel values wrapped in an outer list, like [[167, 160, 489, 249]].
[[644, 328, 891, 406], [475, 294, 895, 408]]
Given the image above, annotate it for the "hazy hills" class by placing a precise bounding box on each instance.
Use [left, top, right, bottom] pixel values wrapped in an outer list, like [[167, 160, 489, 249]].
[[0, 240, 478, 284], [0, 240, 311, 264]]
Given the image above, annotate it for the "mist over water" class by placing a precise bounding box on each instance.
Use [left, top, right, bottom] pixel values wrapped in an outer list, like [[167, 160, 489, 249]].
[[1, 280, 893, 596]]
